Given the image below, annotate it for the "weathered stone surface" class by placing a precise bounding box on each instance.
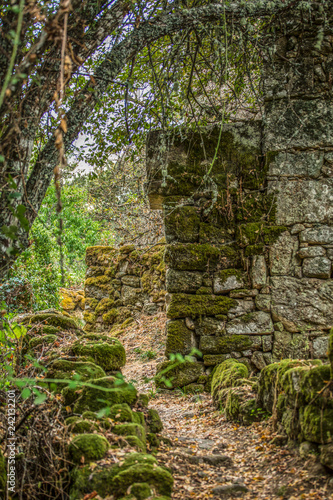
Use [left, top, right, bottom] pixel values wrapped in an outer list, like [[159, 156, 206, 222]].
[[164, 205, 200, 243], [213, 269, 244, 294], [262, 335, 273, 353], [268, 151, 323, 178], [203, 354, 231, 366], [298, 246, 326, 258], [195, 317, 226, 336], [269, 232, 299, 275], [268, 179, 333, 225], [299, 225, 333, 245], [313, 336, 329, 358], [251, 255, 267, 289], [166, 269, 202, 293], [255, 294, 271, 312], [228, 300, 255, 318], [122, 286, 145, 306], [251, 351, 266, 370], [230, 289, 258, 298], [270, 277, 333, 332], [290, 224, 305, 235], [272, 330, 292, 360], [166, 293, 236, 319], [165, 243, 241, 272], [303, 256, 331, 279], [226, 312, 274, 336], [121, 276, 141, 287], [155, 360, 205, 388], [320, 443, 333, 471]]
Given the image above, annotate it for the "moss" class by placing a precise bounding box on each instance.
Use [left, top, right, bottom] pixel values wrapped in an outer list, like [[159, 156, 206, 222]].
[[199, 223, 230, 245], [138, 394, 149, 407], [69, 419, 99, 434], [329, 327, 333, 378], [165, 243, 240, 271], [245, 244, 265, 256], [211, 359, 249, 405], [128, 482, 152, 500], [85, 275, 111, 290], [74, 376, 137, 413], [46, 360, 106, 391], [30, 324, 60, 335], [132, 412, 145, 426], [147, 433, 160, 448], [196, 286, 212, 294], [103, 309, 119, 324], [95, 298, 115, 314], [225, 388, 241, 420], [119, 244, 135, 254], [147, 409, 163, 433], [283, 364, 332, 409], [301, 404, 333, 444], [113, 463, 173, 497], [71, 335, 126, 371], [83, 311, 96, 324], [110, 403, 134, 422], [22, 312, 78, 330], [165, 319, 193, 356], [62, 386, 81, 407], [164, 205, 200, 243], [68, 433, 109, 463], [200, 335, 252, 355], [257, 359, 323, 413], [113, 423, 146, 444], [182, 383, 205, 394], [29, 334, 57, 348], [238, 222, 264, 246], [70, 453, 160, 499], [155, 360, 204, 389], [0, 449, 6, 496], [85, 246, 115, 266], [167, 293, 236, 319], [263, 226, 287, 244]]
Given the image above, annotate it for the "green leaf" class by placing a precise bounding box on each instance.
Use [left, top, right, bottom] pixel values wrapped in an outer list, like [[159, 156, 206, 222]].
[[21, 388, 32, 399]]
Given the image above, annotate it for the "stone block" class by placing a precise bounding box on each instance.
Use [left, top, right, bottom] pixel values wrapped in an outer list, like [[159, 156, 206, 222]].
[[203, 354, 231, 366], [255, 294, 271, 312], [251, 352, 266, 370], [166, 293, 236, 319], [272, 330, 292, 360], [262, 335, 273, 352], [299, 225, 333, 245], [199, 335, 254, 355], [313, 336, 329, 358], [268, 151, 323, 179], [226, 311, 274, 335], [121, 275, 141, 287], [165, 320, 197, 356], [270, 276, 333, 332], [268, 179, 333, 225], [165, 243, 241, 272], [166, 269, 202, 293], [303, 256, 331, 279], [269, 232, 299, 275], [195, 317, 226, 336], [164, 205, 200, 243], [228, 299, 255, 318], [213, 269, 245, 294], [251, 255, 267, 289], [122, 286, 145, 306], [298, 246, 326, 258]]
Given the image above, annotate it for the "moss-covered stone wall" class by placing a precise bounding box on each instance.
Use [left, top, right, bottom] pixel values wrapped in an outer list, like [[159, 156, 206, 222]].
[[84, 244, 165, 333], [147, 13, 333, 390]]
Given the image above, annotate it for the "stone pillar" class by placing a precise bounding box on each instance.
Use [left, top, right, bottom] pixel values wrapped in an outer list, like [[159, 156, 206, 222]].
[[263, 5, 333, 361], [146, 5, 333, 388]]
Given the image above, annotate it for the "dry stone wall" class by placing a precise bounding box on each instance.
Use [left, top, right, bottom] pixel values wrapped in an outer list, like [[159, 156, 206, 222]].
[[84, 244, 165, 333], [147, 9, 333, 386]]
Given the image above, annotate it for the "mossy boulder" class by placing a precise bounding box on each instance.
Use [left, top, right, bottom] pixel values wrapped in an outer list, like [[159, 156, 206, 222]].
[[68, 433, 109, 463], [86, 246, 116, 266], [147, 409, 163, 433], [155, 360, 204, 389], [113, 423, 146, 445], [167, 293, 236, 319], [71, 335, 126, 371], [320, 443, 333, 470], [128, 482, 152, 500], [110, 403, 134, 422], [257, 359, 323, 413], [74, 377, 137, 413], [165, 243, 240, 272], [300, 405, 333, 444], [283, 364, 332, 409], [183, 383, 205, 394], [68, 419, 99, 434], [46, 360, 106, 390], [21, 312, 78, 330], [29, 334, 57, 349], [70, 453, 173, 499], [211, 359, 249, 407], [329, 327, 333, 378]]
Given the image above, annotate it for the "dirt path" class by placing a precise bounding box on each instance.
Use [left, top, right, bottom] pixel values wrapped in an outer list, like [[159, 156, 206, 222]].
[[120, 314, 333, 499]]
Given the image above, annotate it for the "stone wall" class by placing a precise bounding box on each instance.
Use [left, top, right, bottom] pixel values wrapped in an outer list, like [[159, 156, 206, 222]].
[[84, 244, 165, 332], [147, 9, 333, 381]]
